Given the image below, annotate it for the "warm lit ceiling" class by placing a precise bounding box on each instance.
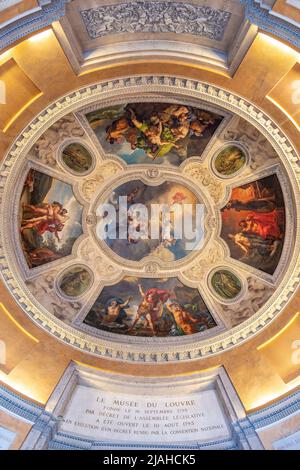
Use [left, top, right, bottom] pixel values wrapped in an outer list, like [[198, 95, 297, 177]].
[[0, 0, 299, 413]]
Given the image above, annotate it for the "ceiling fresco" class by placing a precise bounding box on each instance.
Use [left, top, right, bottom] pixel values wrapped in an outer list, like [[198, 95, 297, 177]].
[[20, 169, 83, 268], [0, 78, 298, 361], [220, 174, 285, 275], [101, 179, 203, 262], [84, 276, 216, 337], [86, 103, 223, 165]]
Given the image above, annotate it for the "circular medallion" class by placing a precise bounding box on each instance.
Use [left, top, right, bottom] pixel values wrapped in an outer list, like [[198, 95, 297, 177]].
[[212, 144, 247, 178], [57, 265, 93, 298], [210, 269, 243, 301], [94, 179, 207, 263], [61, 142, 94, 174]]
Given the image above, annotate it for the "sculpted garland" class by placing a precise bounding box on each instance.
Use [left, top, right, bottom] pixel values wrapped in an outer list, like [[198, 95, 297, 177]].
[[80, 2, 232, 41]]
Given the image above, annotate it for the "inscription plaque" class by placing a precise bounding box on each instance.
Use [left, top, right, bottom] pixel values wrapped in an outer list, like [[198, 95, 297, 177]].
[[59, 385, 230, 444]]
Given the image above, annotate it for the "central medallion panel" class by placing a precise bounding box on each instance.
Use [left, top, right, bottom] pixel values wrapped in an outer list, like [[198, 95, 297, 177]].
[[93, 179, 207, 263]]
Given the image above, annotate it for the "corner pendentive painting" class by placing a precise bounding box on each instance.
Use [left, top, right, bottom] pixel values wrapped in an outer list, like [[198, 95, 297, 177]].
[[86, 102, 223, 165], [84, 277, 216, 337], [221, 174, 285, 275], [19, 169, 83, 268]]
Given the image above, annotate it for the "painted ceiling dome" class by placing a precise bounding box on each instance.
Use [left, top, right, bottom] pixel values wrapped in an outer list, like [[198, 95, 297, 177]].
[[0, 77, 298, 362], [1, 0, 300, 454]]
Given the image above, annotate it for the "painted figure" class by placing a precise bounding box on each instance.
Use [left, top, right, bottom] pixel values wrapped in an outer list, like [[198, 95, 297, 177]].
[[62, 143, 93, 173], [27, 248, 60, 266], [19, 169, 83, 268], [21, 202, 69, 241], [211, 270, 242, 300], [84, 277, 216, 337], [87, 102, 223, 165], [59, 268, 91, 297], [166, 302, 199, 334], [130, 285, 170, 334], [103, 180, 201, 262], [228, 232, 280, 258], [104, 297, 132, 324], [239, 211, 281, 240], [214, 146, 246, 176], [221, 175, 285, 274], [225, 199, 275, 213]]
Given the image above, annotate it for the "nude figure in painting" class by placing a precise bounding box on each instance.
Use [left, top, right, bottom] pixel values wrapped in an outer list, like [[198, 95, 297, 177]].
[[22, 203, 69, 233], [21, 202, 69, 241], [127, 108, 180, 159], [166, 302, 199, 335], [228, 232, 280, 258], [104, 297, 132, 324], [129, 285, 170, 334], [21, 220, 64, 241], [22, 202, 69, 224], [105, 116, 130, 144]]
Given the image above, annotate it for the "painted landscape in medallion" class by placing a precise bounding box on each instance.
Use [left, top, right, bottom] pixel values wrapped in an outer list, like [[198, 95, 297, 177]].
[[19, 169, 83, 268], [86, 102, 223, 165], [84, 277, 216, 337], [58, 266, 92, 298], [101, 179, 202, 262], [221, 174, 285, 275], [61, 143, 93, 174]]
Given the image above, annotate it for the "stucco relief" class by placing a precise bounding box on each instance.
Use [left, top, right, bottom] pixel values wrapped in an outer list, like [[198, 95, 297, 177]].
[[77, 238, 121, 280], [26, 270, 82, 324], [79, 162, 123, 201], [217, 276, 275, 328], [183, 241, 225, 282], [31, 114, 85, 168], [221, 116, 279, 171], [80, 2, 231, 41], [183, 163, 225, 203]]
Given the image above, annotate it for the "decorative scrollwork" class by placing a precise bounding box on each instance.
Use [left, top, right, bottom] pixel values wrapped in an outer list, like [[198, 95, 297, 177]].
[[183, 163, 225, 203], [183, 242, 225, 282], [79, 162, 122, 201], [32, 114, 85, 168], [80, 2, 231, 41]]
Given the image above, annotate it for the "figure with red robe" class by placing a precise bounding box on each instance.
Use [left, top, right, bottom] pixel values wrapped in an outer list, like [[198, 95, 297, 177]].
[[239, 210, 281, 240], [21, 219, 64, 241], [130, 285, 170, 335]]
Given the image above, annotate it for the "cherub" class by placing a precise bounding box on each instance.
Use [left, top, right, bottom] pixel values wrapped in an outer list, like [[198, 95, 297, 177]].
[[128, 108, 179, 159], [106, 116, 131, 144]]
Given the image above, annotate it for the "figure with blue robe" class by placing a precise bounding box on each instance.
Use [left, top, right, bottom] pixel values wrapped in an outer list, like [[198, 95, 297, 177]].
[[104, 297, 131, 325]]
